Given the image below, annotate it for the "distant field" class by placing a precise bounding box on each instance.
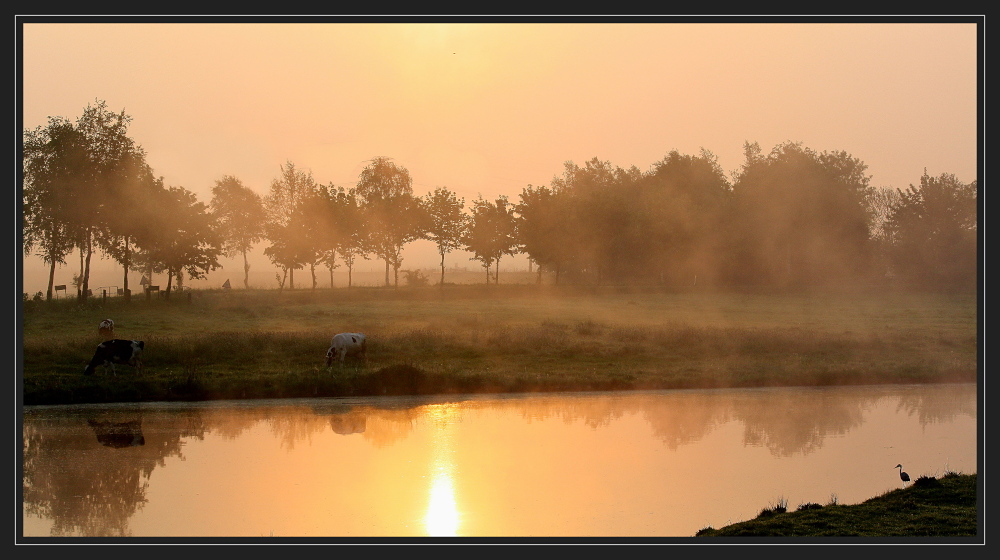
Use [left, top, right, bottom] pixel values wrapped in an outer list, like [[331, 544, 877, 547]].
[[20, 284, 979, 405]]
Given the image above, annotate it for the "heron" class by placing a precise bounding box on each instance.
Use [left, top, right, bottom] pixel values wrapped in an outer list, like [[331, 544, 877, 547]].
[[895, 464, 910, 483]]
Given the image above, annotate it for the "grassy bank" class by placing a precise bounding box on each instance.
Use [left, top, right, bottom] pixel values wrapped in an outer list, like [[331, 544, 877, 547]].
[[20, 284, 979, 405], [695, 472, 978, 537]]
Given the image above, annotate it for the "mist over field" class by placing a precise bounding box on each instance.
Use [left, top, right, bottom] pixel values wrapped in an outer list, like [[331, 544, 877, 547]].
[[20, 19, 979, 301]]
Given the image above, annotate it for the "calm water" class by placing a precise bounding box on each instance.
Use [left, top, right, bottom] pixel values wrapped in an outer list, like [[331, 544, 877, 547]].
[[21, 383, 977, 539]]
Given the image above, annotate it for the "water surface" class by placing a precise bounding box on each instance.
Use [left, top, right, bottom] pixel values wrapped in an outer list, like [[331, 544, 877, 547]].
[[21, 383, 977, 538]]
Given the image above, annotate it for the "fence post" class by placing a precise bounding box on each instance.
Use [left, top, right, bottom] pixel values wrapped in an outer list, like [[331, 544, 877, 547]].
[[102, 289, 107, 304]]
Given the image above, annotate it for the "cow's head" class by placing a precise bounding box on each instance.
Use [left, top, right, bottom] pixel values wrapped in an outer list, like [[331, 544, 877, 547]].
[[325, 348, 335, 367]]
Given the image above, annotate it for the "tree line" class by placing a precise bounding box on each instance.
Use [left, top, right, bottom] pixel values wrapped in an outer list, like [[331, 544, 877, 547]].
[[22, 100, 978, 302]]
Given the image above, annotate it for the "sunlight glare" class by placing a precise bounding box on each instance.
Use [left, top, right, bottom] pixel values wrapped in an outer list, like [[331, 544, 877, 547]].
[[424, 468, 460, 536], [422, 403, 461, 536]]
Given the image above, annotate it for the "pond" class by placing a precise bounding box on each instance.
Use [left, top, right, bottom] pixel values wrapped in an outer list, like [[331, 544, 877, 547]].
[[20, 383, 977, 539]]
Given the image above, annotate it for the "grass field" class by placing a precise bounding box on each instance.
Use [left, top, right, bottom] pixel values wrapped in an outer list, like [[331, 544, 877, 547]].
[[695, 472, 978, 538], [20, 284, 979, 405]]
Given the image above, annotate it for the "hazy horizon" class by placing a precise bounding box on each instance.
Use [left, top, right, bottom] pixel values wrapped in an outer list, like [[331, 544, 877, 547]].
[[18, 18, 980, 295]]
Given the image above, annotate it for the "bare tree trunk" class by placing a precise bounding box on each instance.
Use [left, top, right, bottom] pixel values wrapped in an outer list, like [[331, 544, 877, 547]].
[[440, 251, 446, 286], [46, 260, 56, 301], [81, 233, 93, 303], [77, 249, 84, 300], [242, 249, 251, 289], [121, 237, 130, 302]]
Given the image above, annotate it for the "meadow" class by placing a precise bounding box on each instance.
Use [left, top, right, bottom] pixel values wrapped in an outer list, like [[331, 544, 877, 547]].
[[20, 283, 979, 405]]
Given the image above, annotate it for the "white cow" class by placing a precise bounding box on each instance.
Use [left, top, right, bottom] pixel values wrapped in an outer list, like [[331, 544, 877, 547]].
[[326, 333, 367, 367], [98, 319, 115, 339]]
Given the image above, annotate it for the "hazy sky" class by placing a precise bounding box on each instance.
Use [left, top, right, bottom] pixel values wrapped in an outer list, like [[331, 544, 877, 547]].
[[18, 18, 980, 293]]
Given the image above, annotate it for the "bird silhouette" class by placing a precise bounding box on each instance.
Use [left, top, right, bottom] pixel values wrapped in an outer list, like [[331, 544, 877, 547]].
[[896, 464, 910, 483]]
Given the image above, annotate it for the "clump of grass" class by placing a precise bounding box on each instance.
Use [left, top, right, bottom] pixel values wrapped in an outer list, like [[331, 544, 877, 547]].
[[755, 497, 788, 518], [913, 475, 942, 488], [796, 502, 824, 512]]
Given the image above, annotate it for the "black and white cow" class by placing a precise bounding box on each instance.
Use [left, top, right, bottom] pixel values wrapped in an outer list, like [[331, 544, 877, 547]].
[[98, 318, 115, 339], [84, 339, 144, 376], [325, 333, 367, 367]]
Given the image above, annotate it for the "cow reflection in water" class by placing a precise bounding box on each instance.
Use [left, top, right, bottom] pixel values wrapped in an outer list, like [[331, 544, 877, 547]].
[[87, 419, 145, 448], [329, 413, 367, 435]]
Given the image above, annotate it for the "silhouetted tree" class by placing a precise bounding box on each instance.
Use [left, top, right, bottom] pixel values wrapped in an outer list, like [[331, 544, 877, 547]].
[[884, 171, 977, 291], [22, 100, 151, 302], [355, 157, 427, 287], [464, 195, 518, 284], [22, 117, 84, 300], [329, 187, 368, 288], [210, 175, 266, 289], [75, 100, 154, 302], [422, 186, 468, 285], [864, 186, 904, 282], [516, 184, 576, 284], [549, 158, 642, 285], [263, 161, 318, 289], [728, 141, 873, 289], [138, 186, 222, 298], [93, 156, 162, 302], [635, 149, 732, 286]]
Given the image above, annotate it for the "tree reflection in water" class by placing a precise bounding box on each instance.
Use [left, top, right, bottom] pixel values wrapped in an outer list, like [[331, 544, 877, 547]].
[[22, 406, 207, 536], [21, 384, 976, 538]]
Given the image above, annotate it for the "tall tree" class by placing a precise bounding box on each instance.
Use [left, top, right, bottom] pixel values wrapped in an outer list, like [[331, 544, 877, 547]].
[[463, 195, 518, 284], [263, 161, 317, 290], [728, 141, 873, 289], [549, 158, 642, 285], [330, 187, 368, 288], [22, 100, 148, 302], [885, 171, 977, 291], [210, 175, 266, 289], [76, 100, 152, 302], [864, 185, 904, 281], [290, 187, 340, 290], [22, 117, 84, 300], [139, 186, 222, 298], [93, 156, 161, 302], [355, 157, 426, 287], [422, 186, 468, 285], [516, 184, 575, 284], [635, 149, 732, 286]]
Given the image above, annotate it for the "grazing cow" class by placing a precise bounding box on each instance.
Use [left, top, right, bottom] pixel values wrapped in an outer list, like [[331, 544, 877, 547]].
[[98, 319, 115, 339], [325, 333, 367, 367], [84, 339, 144, 376]]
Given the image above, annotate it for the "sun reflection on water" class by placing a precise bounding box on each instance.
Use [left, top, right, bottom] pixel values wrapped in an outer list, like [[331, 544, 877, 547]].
[[425, 467, 459, 536], [422, 403, 461, 536]]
